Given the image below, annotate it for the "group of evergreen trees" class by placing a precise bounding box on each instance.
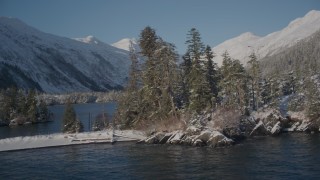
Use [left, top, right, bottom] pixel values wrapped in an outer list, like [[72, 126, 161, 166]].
[[115, 27, 179, 128], [115, 26, 320, 129], [0, 87, 50, 124], [61, 101, 83, 133]]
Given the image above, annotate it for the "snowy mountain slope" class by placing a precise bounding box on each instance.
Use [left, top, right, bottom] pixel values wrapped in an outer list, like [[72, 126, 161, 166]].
[[112, 38, 140, 52], [212, 10, 320, 66], [0, 17, 131, 93]]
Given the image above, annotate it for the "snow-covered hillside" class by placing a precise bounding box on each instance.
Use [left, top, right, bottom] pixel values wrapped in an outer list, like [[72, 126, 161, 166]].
[[0, 17, 130, 93], [212, 10, 320, 66], [112, 38, 140, 52]]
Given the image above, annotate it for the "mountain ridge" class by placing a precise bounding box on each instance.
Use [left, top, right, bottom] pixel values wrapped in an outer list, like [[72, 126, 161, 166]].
[[0, 17, 130, 93], [212, 10, 320, 66]]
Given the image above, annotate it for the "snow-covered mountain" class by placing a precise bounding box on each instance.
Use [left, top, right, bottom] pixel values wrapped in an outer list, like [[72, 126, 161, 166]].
[[213, 10, 320, 66], [112, 38, 140, 52], [0, 17, 131, 93]]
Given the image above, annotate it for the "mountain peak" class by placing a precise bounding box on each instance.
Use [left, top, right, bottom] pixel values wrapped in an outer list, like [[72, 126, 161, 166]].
[[287, 10, 320, 29], [74, 35, 101, 45], [112, 38, 140, 52], [305, 10, 320, 18]]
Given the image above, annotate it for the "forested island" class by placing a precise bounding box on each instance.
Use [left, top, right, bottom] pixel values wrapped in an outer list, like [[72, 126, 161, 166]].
[[0, 88, 51, 127]]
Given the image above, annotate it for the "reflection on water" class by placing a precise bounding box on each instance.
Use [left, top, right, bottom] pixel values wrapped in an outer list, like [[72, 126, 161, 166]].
[[0, 134, 320, 179], [0, 102, 117, 139]]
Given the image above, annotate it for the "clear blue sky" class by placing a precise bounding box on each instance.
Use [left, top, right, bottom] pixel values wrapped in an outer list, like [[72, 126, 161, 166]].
[[1, 0, 319, 53]]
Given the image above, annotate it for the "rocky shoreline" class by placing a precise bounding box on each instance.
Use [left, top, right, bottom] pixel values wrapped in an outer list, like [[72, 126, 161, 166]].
[[139, 107, 319, 148]]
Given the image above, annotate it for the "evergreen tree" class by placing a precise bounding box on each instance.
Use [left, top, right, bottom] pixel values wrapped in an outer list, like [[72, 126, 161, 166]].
[[127, 40, 140, 92], [38, 100, 49, 122], [219, 51, 233, 106], [186, 28, 204, 62], [247, 52, 261, 110], [185, 28, 212, 113], [205, 45, 218, 107], [0, 88, 16, 121], [220, 52, 248, 113], [139, 26, 159, 116], [139, 26, 158, 88], [115, 26, 179, 128], [260, 78, 272, 105], [62, 100, 83, 133], [16, 89, 26, 115], [305, 75, 320, 123], [268, 75, 281, 107], [114, 40, 142, 128], [92, 112, 109, 131], [154, 39, 179, 118], [179, 52, 192, 108], [26, 89, 37, 123], [139, 26, 158, 59]]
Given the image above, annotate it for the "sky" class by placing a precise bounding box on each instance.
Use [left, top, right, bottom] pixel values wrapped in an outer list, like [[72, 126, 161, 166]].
[[0, 0, 319, 53]]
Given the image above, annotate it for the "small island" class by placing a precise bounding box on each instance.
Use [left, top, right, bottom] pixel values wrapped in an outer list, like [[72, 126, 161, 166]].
[[0, 88, 51, 127]]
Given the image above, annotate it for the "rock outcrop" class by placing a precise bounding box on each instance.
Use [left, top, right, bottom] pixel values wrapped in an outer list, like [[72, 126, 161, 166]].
[[141, 129, 234, 148], [140, 107, 318, 148]]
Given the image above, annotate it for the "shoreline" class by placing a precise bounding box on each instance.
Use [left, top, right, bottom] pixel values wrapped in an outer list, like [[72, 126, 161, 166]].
[[0, 130, 145, 152]]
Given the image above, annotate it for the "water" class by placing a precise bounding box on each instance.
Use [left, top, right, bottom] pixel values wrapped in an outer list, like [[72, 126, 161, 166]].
[[0, 102, 117, 139], [0, 133, 320, 179]]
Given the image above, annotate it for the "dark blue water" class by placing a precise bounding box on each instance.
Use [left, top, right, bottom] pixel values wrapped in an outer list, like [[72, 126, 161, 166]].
[[0, 102, 117, 139], [0, 133, 320, 179]]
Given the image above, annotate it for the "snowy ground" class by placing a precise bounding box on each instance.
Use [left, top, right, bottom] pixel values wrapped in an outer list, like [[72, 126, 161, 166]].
[[0, 130, 146, 152]]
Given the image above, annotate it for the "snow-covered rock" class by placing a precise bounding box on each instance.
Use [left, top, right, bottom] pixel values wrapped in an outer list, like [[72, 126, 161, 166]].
[[0, 17, 131, 93], [212, 10, 320, 66], [144, 132, 165, 144], [270, 121, 281, 135], [142, 129, 233, 148], [296, 120, 311, 132], [250, 120, 268, 136], [207, 132, 234, 147], [185, 125, 201, 135], [167, 130, 185, 145], [283, 121, 300, 132]]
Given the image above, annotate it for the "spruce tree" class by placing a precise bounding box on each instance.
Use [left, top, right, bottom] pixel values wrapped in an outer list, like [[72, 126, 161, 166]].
[[154, 40, 179, 118], [115, 26, 179, 128], [219, 51, 233, 106], [128, 40, 139, 92], [247, 52, 261, 110], [220, 52, 248, 113], [185, 28, 211, 113], [26, 89, 37, 123], [38, 100, 49, 122], [205, 45, 218, 107], [62, 100, 83, 133], [114, 40, 141, 128], [180, 52, 192, 107], [139, 26, 159, 114], [260, 78, 272, 105]]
